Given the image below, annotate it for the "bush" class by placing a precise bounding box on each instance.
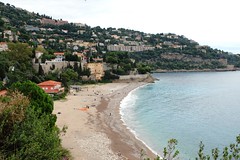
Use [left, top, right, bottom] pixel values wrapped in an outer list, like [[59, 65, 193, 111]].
[[0, 89, 69, 160]]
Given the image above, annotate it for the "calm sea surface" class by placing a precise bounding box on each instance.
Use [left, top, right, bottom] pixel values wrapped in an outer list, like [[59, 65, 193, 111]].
[[120, 71, 240, 159]]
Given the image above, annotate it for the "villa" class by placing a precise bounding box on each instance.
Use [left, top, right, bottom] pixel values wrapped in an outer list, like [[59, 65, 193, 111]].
[[38, 80, 64, 94]]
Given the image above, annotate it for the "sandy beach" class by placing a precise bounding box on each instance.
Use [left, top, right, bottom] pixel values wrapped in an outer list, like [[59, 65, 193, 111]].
[[53, 82, 156, 160]]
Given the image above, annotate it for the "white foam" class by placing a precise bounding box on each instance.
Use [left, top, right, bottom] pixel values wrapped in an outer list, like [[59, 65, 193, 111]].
[[119, 84, 162, 158]]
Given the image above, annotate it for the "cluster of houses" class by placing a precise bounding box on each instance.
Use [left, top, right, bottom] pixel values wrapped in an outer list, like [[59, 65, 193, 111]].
[[34, 50, 105, 81]]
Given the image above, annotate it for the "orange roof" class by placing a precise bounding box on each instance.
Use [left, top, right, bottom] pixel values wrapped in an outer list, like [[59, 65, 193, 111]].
[[54, 52, 64, 56], [0, 42, 7, 45], [38, 80, 61, 86], [74, 52, 86, 58], [0, 90, 7, 96]]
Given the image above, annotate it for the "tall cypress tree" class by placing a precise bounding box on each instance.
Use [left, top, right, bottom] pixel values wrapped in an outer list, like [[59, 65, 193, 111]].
[[38, 64, 44, 76]]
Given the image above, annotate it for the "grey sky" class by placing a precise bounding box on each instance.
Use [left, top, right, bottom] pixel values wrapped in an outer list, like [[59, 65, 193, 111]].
[[1, 0, 240, 53]]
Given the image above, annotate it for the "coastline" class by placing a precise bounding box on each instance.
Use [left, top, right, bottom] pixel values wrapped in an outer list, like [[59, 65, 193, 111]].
[[152, 68, 239, 73], [53, 82, 156, 160], [119, 84, 159, 156]]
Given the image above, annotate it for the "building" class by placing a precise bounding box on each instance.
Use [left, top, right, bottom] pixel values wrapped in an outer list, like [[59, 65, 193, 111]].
[[0, 42, 8, 51], [86, 63, 104, 80], [72, 52, 87, 64], [40, 18, 68, 26], [38, 80, 64, 94], [3, 30, 14, 41], [107, 44, 154, 52], [0, 90, 7, 96], [25, 25, 40, 31], [54, 52, 65, 62], [35, 51, 44, 59]]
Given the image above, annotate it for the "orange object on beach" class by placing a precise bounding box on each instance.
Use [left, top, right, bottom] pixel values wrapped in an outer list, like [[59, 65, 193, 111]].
[[79, 108, 88, 111]]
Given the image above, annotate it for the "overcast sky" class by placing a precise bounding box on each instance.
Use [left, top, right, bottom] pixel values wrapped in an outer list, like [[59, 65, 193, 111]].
[[1, 0, 240, 53]]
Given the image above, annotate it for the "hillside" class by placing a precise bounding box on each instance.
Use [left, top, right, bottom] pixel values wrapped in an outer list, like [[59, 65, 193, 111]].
[[1, 1, 240, 75]]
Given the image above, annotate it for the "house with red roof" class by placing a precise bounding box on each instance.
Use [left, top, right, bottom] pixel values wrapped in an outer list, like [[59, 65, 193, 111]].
[[0, 42, 8, 52], [0, 90, 7, 96], [72, 52, 87, 64], [53, 52, 65, 62], [38, 80, 64, 94]]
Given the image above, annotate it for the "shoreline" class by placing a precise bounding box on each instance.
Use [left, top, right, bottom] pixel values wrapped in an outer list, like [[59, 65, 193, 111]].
[[119, 84, 159, 156], [96, 82, 156, 160], [152, 68, 239, 73], [53, 82, 156, 160]]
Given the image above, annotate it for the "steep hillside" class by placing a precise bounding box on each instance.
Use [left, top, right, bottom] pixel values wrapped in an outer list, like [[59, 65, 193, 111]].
[[1, 2, 240, 71]]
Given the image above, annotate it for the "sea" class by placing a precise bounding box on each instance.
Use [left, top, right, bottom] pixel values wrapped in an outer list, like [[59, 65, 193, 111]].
[[120, 71, 240, 159]]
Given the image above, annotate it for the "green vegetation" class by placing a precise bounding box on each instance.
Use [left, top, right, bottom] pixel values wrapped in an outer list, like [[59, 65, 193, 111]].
[[143, 135, 240, 160], [130, 48, 240, 71], [162, 139, 179, 160], [10, 81, 54, 115], [0, 42, 36, 87], [105, 52, 138, 75], [0, 82, 69, 159]]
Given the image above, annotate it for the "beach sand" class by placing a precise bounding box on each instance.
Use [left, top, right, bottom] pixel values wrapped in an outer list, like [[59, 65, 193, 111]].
[[53, 82, 156, 160]]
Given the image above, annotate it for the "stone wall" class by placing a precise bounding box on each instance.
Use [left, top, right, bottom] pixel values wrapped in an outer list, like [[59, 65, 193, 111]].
[[113, 74, 155, 83], [33, 61, 80, 73]]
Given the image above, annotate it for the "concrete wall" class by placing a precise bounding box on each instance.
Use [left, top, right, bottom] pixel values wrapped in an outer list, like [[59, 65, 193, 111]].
[[33, 61, 80, 73]]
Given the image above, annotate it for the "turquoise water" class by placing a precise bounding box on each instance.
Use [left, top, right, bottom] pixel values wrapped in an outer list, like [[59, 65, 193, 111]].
[[120, 71, 240, 159]]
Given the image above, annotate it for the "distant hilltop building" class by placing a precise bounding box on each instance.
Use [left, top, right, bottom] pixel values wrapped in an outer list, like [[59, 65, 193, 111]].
[[3, 30, 18, 41], [74, 23, 86, 27], [107, 44, 154, 52], [40, 18, 68, 26]]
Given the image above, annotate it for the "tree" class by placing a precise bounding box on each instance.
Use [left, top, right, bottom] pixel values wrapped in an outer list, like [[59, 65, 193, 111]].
[[0, 81, 4, 90], [0, 91, 30, 150], [0, 17, 4, 32], [73, 62, 79, 72], [163, 139, 179, 160], [7, 108, 69, 160], [38, 64, 45, 76], [60, 68, 78, 86], [0, 92, 69, 159], [65, 53, 79, 61], [0, 52, 10, 80], [10, 81, 54, 116], [82, 68, 91, 77], [106, 54, 118, 64], [196, 141, 210, 160], [8, 43, 32, 64]]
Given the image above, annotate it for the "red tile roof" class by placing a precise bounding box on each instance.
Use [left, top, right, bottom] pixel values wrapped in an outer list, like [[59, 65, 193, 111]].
[[0, 90, 7, 96], [54, 52, 64, 56], [44, 88, 64, 94], [38, 80, 61, 86]]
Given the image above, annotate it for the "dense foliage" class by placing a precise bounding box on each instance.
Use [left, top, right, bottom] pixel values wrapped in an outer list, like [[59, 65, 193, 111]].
[[0, 83, 69, 159], [105, 52, 136, 75], [0, 43, 36, 86], [130, 48, 240, 70]]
